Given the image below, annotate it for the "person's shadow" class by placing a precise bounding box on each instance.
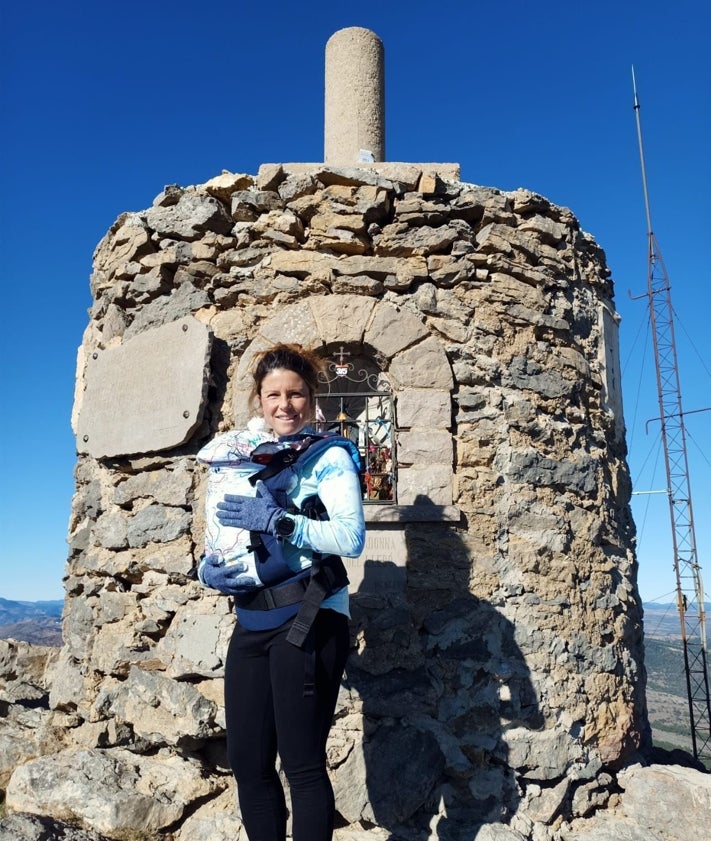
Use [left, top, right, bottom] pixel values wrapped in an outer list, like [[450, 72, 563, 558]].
[[340, 494, 543, 840]]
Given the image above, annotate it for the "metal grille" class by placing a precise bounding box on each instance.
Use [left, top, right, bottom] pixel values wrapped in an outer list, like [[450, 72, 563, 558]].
[[315, 347, 396, 504]]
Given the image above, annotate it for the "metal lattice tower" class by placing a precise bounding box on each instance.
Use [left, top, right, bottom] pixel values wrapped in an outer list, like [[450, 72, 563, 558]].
[[633, 68, 711, 762]]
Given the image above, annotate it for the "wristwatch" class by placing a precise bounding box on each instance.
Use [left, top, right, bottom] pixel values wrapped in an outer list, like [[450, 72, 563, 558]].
[[274, 514, 296, 538]]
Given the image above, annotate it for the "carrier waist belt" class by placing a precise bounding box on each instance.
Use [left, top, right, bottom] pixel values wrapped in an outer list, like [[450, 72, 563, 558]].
[[232, 577, 311, 612]]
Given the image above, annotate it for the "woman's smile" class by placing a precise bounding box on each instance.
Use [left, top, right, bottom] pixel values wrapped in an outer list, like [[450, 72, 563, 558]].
[[258, 368, 313, 437]]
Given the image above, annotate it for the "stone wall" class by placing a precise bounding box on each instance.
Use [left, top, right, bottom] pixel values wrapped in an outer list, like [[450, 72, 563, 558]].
[[2, 164, 651, 841]]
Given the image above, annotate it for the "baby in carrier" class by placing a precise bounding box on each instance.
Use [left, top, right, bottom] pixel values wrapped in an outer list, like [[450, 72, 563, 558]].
[[196, 417, 360, 637], [196, 418, 286, 589]]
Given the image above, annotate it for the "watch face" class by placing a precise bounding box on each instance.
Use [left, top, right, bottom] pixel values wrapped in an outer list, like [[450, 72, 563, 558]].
[[276, 515, 295, 537]]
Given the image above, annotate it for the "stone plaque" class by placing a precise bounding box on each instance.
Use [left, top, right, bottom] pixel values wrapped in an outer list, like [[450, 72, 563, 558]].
[[346, 525, 407, 593], [599, 303, 624, 443], [77, 317, 212, 458]]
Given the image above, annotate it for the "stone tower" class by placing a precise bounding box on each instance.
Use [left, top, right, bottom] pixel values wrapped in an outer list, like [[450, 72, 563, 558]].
[[3, 28, 647, 841]]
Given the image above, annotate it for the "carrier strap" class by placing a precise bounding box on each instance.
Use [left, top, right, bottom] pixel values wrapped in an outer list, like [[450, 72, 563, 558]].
[[232, 575, 310, 611], [232, 554, 348, 620], [248, 432, 361, 487], [286, 556, 346, 648], [286, 556, 348, 697], [249, 446, 301, 483]]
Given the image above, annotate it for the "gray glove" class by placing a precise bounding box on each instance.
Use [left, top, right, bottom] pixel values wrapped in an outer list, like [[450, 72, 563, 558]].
[[197, 554, 261, 594], [216, 480, 284, 534]]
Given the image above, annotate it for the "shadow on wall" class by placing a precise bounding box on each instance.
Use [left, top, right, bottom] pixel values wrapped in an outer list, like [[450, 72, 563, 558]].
[[342, 495, 543, 841]]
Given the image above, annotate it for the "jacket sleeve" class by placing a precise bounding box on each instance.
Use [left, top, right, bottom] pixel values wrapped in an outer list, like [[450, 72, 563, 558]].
[[290, 446, 366, 558]]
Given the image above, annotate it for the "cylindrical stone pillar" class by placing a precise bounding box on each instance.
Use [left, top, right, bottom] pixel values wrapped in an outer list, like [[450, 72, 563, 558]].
[[325, 27, 385, 164]]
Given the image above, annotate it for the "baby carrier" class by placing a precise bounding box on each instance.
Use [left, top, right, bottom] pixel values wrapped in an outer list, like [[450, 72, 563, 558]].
[[198, 431, 361, 650]]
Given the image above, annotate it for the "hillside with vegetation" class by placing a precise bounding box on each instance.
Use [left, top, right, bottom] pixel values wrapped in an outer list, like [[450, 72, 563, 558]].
[[0, 599, 63, 646]]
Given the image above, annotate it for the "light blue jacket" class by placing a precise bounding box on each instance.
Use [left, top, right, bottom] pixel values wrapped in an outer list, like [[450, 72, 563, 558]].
[[280, 432, 366, 617]]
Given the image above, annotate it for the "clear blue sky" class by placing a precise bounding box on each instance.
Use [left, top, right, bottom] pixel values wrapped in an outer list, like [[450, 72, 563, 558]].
[[1, 0, 709, 603]]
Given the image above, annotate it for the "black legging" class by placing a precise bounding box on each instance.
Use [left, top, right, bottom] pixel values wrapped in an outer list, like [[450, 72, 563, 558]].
[[224, 608, 350, 841]]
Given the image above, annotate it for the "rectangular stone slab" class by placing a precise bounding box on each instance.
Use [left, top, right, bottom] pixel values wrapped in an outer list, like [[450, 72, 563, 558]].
[[346, 526, 408, 593], [76, 317, 212, 458]]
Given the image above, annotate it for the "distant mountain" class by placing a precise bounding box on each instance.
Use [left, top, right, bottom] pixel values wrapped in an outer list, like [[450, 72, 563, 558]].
[[643, 601, 711, 638], [0, 597, 64, 646], [0, 598, 63, 622]]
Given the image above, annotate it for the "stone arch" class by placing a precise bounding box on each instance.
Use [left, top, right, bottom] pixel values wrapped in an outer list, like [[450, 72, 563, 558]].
[[232, 295, 456, 509]]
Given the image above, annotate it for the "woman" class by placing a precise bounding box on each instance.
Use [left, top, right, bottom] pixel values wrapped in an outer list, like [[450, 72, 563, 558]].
[[199, 343, 366, 841]]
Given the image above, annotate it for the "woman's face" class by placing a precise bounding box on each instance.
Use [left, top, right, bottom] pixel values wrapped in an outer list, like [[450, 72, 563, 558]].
[[258, 368, 313, 437]]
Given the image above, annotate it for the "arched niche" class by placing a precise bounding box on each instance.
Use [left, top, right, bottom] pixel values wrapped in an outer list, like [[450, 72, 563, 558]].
[[232, 295, 459, 523]]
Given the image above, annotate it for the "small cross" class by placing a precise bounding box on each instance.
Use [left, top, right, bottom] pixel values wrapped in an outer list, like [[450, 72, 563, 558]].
[[334, 346, 351, 365], [333, 346, 351, 378]]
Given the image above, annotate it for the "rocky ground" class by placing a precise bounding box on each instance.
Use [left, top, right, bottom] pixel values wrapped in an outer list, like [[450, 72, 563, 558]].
[[1, 762, 710, 841]]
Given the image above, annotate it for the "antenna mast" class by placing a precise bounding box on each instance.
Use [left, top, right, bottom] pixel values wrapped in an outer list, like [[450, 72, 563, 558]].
[[632, 67, 711, 762]]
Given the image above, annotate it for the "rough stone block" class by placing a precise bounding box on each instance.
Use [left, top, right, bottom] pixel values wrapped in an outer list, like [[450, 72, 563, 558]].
[[232, 388, 254, 430], [201, 171, 254, 201], [614, 764, 711, 840], [270, 162, 460, 184], [266, 249, 337, 278], [258, 300, 320, 347], [110, 666, 218, 746], [309, 295, 376, 345], [418, 171, 447, 195], [376, 222, 459, 257], [5, 748, 216, 837], [92, 215, 154, 279], [517, 214, 567, 244], [336, 254, 428, 283], [396, 464, 453, 506], [112, 460, 193, 507], [256, 163, 286, 191], [396, 388, 451, 429], [145, 193, 232, 240], [155, 605, 234, 680], [389, 337, 453, 390], [364, 301, 428, 358], [126, 505, 191, 548], [332, 275, 384, 294], [397, 430, 453, 466]]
